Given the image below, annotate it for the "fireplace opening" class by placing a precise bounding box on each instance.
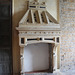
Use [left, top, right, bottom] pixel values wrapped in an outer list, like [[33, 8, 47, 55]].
[[23, 43, 53, 73]]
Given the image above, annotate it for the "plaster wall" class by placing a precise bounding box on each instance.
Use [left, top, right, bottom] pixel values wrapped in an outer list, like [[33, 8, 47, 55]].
[[46, 0, 58, 21]]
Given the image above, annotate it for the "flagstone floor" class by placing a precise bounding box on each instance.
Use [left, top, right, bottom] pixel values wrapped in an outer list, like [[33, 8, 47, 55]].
[[25, 70, 75, 75]]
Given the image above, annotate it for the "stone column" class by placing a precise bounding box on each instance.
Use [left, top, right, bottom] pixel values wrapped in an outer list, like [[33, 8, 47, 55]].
[[20, 47, 24, 75], [49, 43, 55, 73], [53, 44, 58, 71]]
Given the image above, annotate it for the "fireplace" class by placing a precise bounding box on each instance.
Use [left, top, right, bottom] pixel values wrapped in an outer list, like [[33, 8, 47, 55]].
[[24, 43, 50, 72], [16, 0, 61, 74]]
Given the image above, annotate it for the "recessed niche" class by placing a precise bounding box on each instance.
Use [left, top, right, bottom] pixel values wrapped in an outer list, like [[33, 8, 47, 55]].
[[40, 6, 45, 8], [29, 6, 36, 8], [21, 38, 24, 44], [27, 10, 32, 23], [34, 13, 37, 22], [57, 37, 59, 43], [24, 43, 51, 72], [41, 12, 47, 23], [44, 38, 54, 41], [27, 38, 42, 41], [41, 13, 44, 22]]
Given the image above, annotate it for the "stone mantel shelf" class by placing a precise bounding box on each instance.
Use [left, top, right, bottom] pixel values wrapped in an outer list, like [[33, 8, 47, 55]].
[[16, 26, 60, 31]]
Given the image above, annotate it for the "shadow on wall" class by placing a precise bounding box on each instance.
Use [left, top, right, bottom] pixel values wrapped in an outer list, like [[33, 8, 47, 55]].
[[12, 1, 28, 74]]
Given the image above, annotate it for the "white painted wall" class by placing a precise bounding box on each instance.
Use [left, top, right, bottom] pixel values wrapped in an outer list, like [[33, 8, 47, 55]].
[[24, 43, 49, 72], [46, 0, 57, 20]]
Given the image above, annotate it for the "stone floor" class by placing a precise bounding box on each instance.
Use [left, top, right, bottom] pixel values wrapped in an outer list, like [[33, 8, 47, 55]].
[[62, 70, 75, 75], [25, 70, 75, 75]]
